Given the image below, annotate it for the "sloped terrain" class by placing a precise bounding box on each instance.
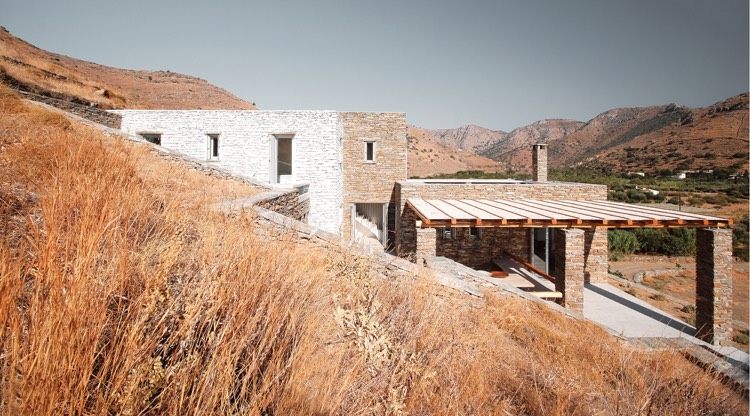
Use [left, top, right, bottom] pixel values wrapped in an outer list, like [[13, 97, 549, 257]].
[[1, 87, 745, 414], [407, 125, 504, 177], [586, 93, 749, 173], [0, 26, 254, 110], [482, 119, 585, 170]]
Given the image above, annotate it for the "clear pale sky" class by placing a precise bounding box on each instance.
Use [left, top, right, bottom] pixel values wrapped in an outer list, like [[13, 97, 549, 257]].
[[2, 0, 748, 131]]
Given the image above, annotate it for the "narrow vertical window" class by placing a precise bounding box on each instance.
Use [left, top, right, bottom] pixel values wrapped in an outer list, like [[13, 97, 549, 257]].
[[208, 134, 219, 160], [469, 227, 481, 240], [365, 141, 375, 162]]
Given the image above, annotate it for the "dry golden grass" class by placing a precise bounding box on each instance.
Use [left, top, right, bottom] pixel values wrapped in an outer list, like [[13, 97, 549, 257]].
[[0, 87, 747, 415]]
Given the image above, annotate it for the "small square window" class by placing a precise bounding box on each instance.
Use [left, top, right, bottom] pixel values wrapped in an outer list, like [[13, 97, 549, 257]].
[[365, 141, 375, 162], [207, 134, 219, 160], [469, 227, 481, 240], [442, 228, 453, 240]]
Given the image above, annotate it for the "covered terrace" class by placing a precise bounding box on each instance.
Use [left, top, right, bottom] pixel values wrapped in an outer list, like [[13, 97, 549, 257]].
[[403, 197, 734, 346]]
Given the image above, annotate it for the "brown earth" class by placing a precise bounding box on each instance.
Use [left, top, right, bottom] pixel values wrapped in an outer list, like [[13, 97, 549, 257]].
[[0, 26, 254, 110]]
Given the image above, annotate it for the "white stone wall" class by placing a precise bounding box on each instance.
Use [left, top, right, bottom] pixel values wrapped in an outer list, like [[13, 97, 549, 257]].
[[111, 110, 343, 234]]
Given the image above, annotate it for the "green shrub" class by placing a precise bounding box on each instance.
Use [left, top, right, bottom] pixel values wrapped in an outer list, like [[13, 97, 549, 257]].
[[608, 230, 640, 260], [632, 228, 696, 256], [732, 215, 749, 261]]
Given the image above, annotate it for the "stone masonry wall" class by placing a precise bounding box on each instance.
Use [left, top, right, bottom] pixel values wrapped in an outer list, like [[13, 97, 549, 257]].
[[341, 112, 407, 246], [532, 144, 548, 182], [436, 227, 530, 269], [253, 185, 310, 223], [113, 110, 343, 234], [584, 227, 609, 283], [553, 228, 585, 312], [695, 228, 733, 345], [415, 228, 437, 264]]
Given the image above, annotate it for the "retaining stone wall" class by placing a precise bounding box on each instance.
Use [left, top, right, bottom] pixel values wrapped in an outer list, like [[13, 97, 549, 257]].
[[20, 91, 122, 128]]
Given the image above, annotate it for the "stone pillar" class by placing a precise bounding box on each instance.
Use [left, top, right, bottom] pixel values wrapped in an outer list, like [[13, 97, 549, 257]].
[[584, 227, 609, 283], [695, 228, 733, 345], [532, 143, 548, 182], [553, 228, 585, 312], [415, 227, 437, 265]]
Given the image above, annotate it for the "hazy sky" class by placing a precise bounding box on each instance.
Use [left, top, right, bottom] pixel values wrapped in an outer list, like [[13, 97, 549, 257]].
[[2, 0, 748, 130]]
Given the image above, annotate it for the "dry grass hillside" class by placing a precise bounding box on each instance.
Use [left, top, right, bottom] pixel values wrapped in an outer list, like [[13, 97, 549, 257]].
[[1, 87, 747, 414], [0, 27, 254, 110]]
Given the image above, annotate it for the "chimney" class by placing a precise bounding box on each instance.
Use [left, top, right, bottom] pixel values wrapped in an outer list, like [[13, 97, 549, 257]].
[[532, 143, 547, 182]]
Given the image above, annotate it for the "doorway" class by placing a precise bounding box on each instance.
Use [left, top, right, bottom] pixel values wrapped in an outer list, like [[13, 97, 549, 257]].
[[352, 203, 388, 247], [530, 227, 556, 273]]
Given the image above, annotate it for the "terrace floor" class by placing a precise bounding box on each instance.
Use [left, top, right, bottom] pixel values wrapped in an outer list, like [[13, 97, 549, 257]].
[[512, 266, 750, 366]]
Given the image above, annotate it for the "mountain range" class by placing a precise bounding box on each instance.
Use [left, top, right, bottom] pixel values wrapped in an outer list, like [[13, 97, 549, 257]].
[[409, 93, 748, 177]]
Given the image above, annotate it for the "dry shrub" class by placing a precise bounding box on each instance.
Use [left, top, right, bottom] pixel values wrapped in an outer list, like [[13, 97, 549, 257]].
[[0, 88, 746, 415]]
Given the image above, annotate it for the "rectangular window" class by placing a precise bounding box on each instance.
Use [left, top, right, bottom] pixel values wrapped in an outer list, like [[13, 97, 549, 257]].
[[469, 227, 481, 240], [277, 136, 293, 181], [140, 133, 161, 145], [442, 228, 453, 240], [207, 134, 219, 160], [365, 141, 375, 162]]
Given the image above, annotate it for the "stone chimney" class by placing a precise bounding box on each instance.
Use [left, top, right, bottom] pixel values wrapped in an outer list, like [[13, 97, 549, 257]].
[[532, 143, 548, 182]]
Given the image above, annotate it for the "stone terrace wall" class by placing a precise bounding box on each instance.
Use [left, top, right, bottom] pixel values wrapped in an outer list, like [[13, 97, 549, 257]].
[[20, 91, 122, 128]]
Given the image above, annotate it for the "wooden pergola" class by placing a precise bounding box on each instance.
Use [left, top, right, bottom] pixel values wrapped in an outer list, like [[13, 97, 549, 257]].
[[405, 198, 731, 228]]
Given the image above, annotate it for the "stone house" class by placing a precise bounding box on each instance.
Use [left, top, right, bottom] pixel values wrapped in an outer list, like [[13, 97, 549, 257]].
[[113, 110, 734, 346]]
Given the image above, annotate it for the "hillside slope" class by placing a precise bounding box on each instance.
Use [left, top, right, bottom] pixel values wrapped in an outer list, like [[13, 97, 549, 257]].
[[482, 119, 584, 164], [585, 93, 749, 173], [407, 125, 504, 177], [1, 86, 744, 414], [0, 26, 254, 110]]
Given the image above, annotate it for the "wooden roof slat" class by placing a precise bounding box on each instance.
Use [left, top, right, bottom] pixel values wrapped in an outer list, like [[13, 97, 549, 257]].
[[581, 200, 677, 221], [591, 200, 726, 221], [559, 200, 653, 221], [459, 199, 513, 221], [478, 199, 549, 220], [443, 199, 502, 220], [426, 199, 477, 220], [469, 199, 529, 220], [526, 199, 609, 221], [497, 199, 579, 220], [406, 198, 451, 221]]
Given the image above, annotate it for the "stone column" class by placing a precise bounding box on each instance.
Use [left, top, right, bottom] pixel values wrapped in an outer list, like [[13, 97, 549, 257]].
[[584, 227, 609, 283], [415, 227, 437, 265], [695, 228, 733, 345], [553, 228, 585, 312], [532, 143, 548, 182]]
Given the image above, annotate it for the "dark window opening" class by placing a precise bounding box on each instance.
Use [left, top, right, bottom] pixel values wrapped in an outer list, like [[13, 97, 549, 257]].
[[208, 134, 219, 160], [469, 227, 481, 239], [442, 228, 453, 240], [140, 133, 161, 145], [365, 141, 375, 161], [277, 137, 293, 181]]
